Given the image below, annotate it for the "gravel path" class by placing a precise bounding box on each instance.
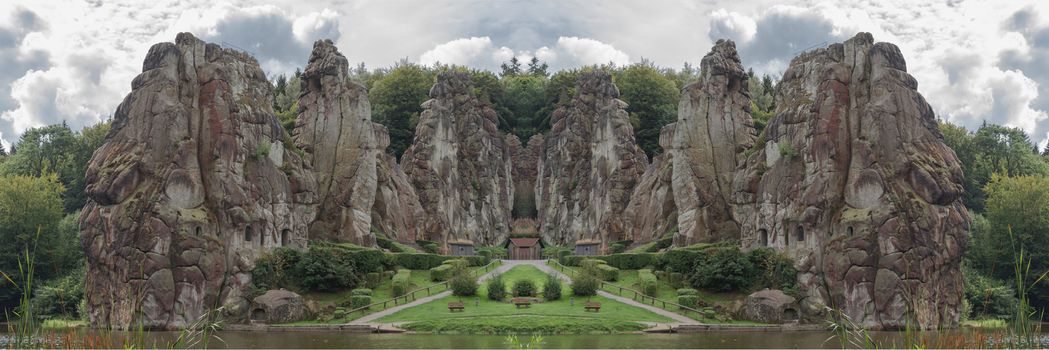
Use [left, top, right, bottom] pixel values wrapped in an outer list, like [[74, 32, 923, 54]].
[[352, 259, 698, 326]]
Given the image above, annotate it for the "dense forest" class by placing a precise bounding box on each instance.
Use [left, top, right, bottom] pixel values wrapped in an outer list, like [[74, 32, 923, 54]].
[[1, 57, 1047, 324]]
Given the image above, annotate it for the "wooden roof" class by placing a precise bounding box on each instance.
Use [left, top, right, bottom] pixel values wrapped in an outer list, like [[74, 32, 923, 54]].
[[574, 239, 601, 245], [508, 237, 541, 248]]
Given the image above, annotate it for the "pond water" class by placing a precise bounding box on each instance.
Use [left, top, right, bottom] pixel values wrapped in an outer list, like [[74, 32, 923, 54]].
[[5, 328, 1045, 349]]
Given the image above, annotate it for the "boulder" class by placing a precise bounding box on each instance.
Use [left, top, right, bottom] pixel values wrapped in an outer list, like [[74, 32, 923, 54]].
[[79, 33, 317, 330], [401, 71, 514, 246], [250, 290, 310, 324], [536, 71, 648, 245], [741, 289, 799, 324]]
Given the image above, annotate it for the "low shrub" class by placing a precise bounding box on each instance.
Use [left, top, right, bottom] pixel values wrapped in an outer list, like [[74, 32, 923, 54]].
[[678, 295, 700, 309], [668, 272, 684, 288], [350, 295, 372, 309], [964, 265, 1016, 319], [251, 247, 302, 291], [544, 273, 563, 300], [689, 247, 753, 292], [649, 236, 673, 252], [487, 275, 507, 300], [422, 243, 440, 254], [32, 267, 85, 319], [365, 272, 382, 289], [382, 271, 395, 280], [390, 253, 450, 270], [663, 249, 702, 274], [609, 243, 626, 254], [559, 255, 585, 266], [430, 264, 454, 281], [597, 253, 661, 270], [351, 288, 373, 296], [462, 255, 490, 266], [476, 246, 508, 259], [542, 246, 571, 259], [450, 270, 478, 296], [580, 259, 607, 271], [392, 269, 412, 297], [571, 272, 600, 296], [596, 264, 619, 281], [513, 279, 537, 297], [444, 258, 470, 269], [676, 288, 698, 296], [638, 269, 658, 296], [296, 246, 359, 292]]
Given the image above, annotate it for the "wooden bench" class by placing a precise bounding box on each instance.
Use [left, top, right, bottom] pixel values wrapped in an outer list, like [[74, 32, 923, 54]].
[[511, 297, 532, 308], [584, 301, 601, 312], [448, 301, 465, 312]]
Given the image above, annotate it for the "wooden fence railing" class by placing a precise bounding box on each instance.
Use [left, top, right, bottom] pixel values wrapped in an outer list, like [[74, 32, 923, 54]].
[[548, 259, 706, 320], [346, 259, 501, 317]]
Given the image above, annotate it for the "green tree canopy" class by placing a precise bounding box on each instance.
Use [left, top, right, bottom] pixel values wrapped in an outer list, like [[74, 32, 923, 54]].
[[369, 63, 436, 159], [939, 122, 1049, 211], [1, 121, 111, 212], [614, 62, 680, 157], [0, 173, 70, 312]]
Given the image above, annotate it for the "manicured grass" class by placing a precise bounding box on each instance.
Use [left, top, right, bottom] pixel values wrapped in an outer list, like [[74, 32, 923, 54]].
[[377, 265, 673, 333], [400, 315, 646, 334]]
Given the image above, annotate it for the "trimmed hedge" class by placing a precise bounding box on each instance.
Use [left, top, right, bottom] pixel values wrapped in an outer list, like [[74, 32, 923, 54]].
[[390, 253, 451, 270], [678, 295, 700, 309], [676, 288, 698, 296], [668, 272, 684, 288], [450, 271, 478, 296], [364, 272, 382, 289], [580, 259, 607, 271], [351, 288, 373, 296], [664, 249, 702, 273], [430, 264, 455, 281], [487, 276, 507, 300], [544, 273, 562, 300], [350, 295, 372, 309], [513, 279, 537, 297], [463, 255, 490, 266], [571, 273, 600, 296], [392, 269, 412, 297], [639, 269, 658, 296], [559, 255, 585, 267], [596, 264, 619, 281], [596, 253, 661, 270]]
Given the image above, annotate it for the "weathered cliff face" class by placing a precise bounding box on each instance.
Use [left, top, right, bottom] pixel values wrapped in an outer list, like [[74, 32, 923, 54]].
[[507, 134, 543, 219], [79, 33, 317, 330], [401, 72, 513, 246], [293, 39, 379, 246], [371, 124, 426, 243], [536, 71, 648, 246], [621, 127, 678, 243], [731, 33, 968, 329], [664, 39, 755, 245]]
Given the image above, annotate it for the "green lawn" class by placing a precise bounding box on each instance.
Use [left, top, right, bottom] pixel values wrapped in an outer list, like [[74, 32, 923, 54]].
[[400, 315, 647, 334], [377, 265, 673, 332]]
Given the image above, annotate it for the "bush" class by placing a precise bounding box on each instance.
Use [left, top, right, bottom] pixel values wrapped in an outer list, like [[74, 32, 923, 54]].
[[746, 247, 798, 292], [609, 243, 626, 254], [964, 265, 1016, 319], [390, 253, 450, 270], [668, 272, 684, 288], [347, 248, 388, 274], [649, 237, 673, 252], [571, 272, 600, 296], [596, 264, 619, 281], [462, 255, 490, 266], [365, 272, 382, 289], [513, 279, 537, 297], [664, 249, 702, 273], [296, 246, 359, 292], [544, 273, 563, 300], [32, 267, 85, 319], [487, 275, 507, 301], [392, 269, 412, 297], [689, 247, 753, 292], [349, 295, 372, 309], [476, 246, 508, 259], [678, 295, 700, 309], [639, 269, 658, 296], [580, 259, 607, 270], [598, 253, 662, 270], [351, 288, 373, 296], [676, 288, 698, 296], [449, 270, 478, 296], [444, 258, 470, 269], [430, 264, 454, 281], [559, 255, 585, 266], [251, 247, 302, 291]]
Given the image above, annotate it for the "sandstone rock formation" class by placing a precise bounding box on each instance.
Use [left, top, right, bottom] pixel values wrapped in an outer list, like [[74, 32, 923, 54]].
[[664, 39, 755, 245], [620, 128, 677, 244], [401, 72, 514, 246], [371, 124, 426, 243], [740, 289, 800, 324], [731, 33, 968, 329], [536, 71, 648, 245], [293, 39, 380, 246], [250, 289, 310, 324], [80, 33, 317, 330], [507, 134, 543, 219]]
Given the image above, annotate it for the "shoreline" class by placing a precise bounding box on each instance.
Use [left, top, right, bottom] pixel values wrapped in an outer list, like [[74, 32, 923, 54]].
[[220, 322, 828, 334]]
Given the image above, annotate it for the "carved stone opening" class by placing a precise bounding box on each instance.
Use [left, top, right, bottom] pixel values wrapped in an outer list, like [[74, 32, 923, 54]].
[[244, 226, 253, 242], [281, 229, 290, 246], [759, 229, 768, 246], [796, 226, 805, 242]]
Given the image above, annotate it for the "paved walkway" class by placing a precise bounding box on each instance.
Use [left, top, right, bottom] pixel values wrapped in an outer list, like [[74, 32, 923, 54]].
[[352, 260, 698, 326]]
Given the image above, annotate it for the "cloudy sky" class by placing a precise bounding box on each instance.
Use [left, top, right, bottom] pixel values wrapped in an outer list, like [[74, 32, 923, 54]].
[[1, 0, 1048, 150]]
